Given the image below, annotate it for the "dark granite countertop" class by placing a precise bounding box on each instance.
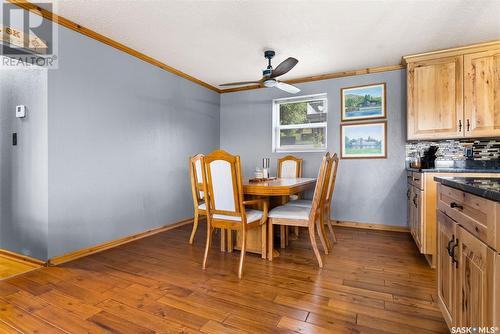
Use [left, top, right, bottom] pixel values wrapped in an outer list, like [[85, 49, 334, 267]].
[[407, 167, 500, 173], [433, 176, 500, 202]]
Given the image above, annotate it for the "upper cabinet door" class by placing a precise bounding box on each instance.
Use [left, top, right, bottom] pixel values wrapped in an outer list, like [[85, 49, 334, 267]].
[[464, 49, 500, 137], [407, 56, 464, 140]]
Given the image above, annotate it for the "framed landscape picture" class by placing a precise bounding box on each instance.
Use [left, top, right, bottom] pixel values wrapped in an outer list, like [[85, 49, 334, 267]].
[[340, 121, 387, 159], [341, 83, 386, 121]]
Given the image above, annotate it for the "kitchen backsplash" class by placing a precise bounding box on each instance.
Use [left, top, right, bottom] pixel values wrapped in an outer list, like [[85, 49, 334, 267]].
[[406, 139, 500, 161]]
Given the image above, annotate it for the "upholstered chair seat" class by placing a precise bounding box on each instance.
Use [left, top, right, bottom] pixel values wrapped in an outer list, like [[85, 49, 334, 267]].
[[268, 205, 310, 220], [285, 199, 312, 208], [214, 209, 263, 223]]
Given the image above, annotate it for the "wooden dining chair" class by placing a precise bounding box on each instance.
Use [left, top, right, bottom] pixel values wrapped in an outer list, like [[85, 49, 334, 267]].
[[189, 155, 228, 251], [323, 154, 339, 244], [277, 155, 303, 245], [277, 155, 303, 178], [287, 153, 340, 248], [267, 153, 330, 267], [189, 154, 207, 244], [202, 150, 268, 279]]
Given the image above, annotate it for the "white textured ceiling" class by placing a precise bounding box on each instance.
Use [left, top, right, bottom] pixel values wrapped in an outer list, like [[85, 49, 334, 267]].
[[51, 0, 500, 87]]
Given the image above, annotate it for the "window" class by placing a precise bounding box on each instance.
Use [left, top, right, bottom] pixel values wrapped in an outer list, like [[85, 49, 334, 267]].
[[272, 93, 327, 152]]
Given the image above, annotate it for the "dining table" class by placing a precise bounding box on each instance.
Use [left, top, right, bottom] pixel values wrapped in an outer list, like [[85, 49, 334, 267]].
[[231, 177, 317, 259]]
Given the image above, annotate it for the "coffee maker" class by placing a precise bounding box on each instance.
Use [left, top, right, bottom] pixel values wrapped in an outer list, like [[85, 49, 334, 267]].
[[420, 145, 438, 169]]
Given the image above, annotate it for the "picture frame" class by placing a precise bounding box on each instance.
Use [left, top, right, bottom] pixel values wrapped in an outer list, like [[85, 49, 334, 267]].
[[340, 121, 387, 159], [341, 83, 386, 122]]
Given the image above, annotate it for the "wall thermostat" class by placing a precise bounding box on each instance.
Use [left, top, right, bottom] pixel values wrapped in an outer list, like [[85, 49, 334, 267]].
[[16, 105, 26, 118]]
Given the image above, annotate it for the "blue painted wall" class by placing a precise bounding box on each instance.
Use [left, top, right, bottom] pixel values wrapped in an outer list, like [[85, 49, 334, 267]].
[[220, 70, 407, 227]]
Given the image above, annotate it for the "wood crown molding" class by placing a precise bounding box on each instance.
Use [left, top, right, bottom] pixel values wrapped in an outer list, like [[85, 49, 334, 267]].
[[17, 1, 492, 94], [402, 40, 500, 65], [6, 1, 406, 94], [7, 0, 221, 93], [47, 217, 194, 266], [220, 64, 405, 93]]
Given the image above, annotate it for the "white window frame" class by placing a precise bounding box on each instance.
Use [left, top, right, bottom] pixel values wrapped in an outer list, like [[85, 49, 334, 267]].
[[272, 93, 328, 153]]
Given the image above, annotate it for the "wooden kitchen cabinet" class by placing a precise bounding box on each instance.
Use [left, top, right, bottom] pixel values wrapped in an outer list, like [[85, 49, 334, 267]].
[[407, 56, 463, 140], [437, 211, 457, 328], [436, 183, 500, 331], [406, 171, 498, 268], [407, 172, 426, 258], [456, 225, 496, 328], [404, 41, 500, 140], [412, 187, 423, 250], [464, 49, 500, 138]]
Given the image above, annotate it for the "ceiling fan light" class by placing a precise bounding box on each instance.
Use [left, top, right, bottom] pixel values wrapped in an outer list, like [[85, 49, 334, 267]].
[[263, 79, 276, 87]]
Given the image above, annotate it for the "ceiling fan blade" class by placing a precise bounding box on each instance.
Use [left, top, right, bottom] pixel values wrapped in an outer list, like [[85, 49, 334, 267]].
[[270, 57, 298, 78], [276, 82, 300, 94], [219, 81, 261, 87]]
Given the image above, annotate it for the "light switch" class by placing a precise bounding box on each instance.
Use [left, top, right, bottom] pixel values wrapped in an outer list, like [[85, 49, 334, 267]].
[[16, 105, 26, 118]]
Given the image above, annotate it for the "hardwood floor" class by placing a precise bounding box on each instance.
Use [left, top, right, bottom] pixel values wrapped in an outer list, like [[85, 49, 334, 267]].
[[0, 255, 41, 280], [0, 224, 449, 333]]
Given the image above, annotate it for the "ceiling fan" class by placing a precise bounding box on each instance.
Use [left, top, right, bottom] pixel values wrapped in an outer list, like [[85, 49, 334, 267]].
[[219, 50, 300, 94]]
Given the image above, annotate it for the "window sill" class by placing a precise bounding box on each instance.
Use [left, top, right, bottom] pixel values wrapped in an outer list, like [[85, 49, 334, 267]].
[[274, 149, 327, 153]]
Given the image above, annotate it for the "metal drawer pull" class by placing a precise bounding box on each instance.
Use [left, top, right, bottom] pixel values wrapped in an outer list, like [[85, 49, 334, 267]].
[[450, 202, 463, 210], [446, 235, 455, 256], [450, 239, 459, 268]]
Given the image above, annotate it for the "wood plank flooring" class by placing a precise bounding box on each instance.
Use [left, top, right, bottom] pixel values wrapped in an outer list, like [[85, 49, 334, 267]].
[[0, 255, 41, 280], [0, 224, 449, 333]]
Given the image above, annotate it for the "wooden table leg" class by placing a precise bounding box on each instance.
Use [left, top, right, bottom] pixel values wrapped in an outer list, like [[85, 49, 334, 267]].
[[280, 226, 286, 249], [227, 229, 233, 252], [220, 229, 226, 252], [261, 223, 266, 259]]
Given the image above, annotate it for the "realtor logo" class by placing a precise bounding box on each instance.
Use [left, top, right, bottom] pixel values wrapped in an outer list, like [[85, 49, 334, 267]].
[[1, 1, 58, 68]]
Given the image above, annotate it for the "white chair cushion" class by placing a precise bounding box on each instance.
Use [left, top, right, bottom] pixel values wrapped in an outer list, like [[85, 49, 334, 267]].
[[286, 199, 312, 208], [269, 205, 310, 220], [198, 202, 206, 210], [209, 160, 236, 212], [213, 209, 263, 223]]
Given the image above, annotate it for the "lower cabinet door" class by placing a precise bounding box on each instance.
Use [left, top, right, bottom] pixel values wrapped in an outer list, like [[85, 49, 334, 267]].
[[437, 211, 457, 328], [407, 185, 414, 238], [456, 226, 496, 328], [413, 188, 424, 252]]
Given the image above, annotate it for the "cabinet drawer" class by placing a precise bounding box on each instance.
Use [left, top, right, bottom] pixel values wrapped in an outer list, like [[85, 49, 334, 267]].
[[438, 184, 499, 251]]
